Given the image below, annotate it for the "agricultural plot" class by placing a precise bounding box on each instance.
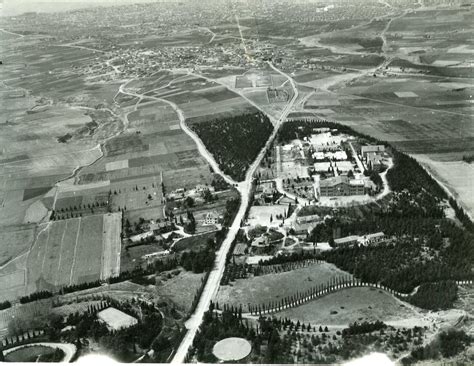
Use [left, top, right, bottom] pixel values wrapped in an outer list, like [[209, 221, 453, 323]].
[[0, 225, 36, 266], [413, 155, 474, 217], [301, 70, 474, 215], [19, 213, 121, 296], [216, 262, 352, 311]]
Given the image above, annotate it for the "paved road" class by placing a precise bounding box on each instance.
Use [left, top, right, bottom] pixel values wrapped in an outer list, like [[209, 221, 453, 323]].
[[348, 141, 366, 173], [170, 62, 298, 363], [116, 63, 298, 363], [3, 342, 77, 362]]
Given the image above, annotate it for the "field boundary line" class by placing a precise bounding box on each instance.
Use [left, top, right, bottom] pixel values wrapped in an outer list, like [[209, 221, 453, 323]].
[[55, 220, 68, 287], [69, 218, 82, 286]]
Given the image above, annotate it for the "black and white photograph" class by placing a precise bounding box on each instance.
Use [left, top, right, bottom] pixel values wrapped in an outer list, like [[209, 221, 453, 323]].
[[0, 0, 473, 364]]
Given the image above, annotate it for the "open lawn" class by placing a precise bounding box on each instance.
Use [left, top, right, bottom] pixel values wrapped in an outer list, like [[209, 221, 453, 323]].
[[216, 262, 352, 311], [278, 287, 420, 326]]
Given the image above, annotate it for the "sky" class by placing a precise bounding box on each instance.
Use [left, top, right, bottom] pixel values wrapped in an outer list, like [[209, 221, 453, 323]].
[[1, 0, 164, 16]]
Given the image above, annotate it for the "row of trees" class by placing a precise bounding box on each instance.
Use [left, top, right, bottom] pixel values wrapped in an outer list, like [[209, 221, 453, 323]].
[[19, 291, 53, 304]]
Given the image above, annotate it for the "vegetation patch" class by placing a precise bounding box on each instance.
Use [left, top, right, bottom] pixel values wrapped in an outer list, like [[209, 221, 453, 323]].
[[5, 345, 65, 362], [407, 281, 458, 311], [402, 329, 472, 365], [189, 112, 273, 181]]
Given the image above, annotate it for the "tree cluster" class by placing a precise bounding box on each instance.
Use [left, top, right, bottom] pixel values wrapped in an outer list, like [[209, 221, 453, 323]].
[[402, 329, 471, 364], [342, 321, 387, 337], [190, 112, 273, 181], [407, 281, 458, 310], [0, 300, 11, 310]]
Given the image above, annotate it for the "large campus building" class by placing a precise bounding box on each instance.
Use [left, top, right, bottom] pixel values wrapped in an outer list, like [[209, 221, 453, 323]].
[[319, 176, 365, 196]]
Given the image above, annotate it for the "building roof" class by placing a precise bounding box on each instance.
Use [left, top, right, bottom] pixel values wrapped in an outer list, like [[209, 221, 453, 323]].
[[361, 145, 385, 155], [349, 179, 365, 186], [97, 307, 138, 331], [367, 152, 383, 165], [320, 176, 348, 188], [296, 214, 321, 224], [334, 235, 359, 244], [314, 162, 332, 172], [333, 161, 353, 171], [365, 232, 385, 240], [292, 221, 317, 233]]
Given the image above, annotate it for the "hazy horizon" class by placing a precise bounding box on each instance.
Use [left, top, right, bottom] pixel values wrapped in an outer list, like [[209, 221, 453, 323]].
[[1, 0, 170, 16]]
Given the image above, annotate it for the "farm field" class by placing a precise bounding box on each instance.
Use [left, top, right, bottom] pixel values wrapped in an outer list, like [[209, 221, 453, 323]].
[[301, 72, 474, 216], [0, 213, 121, 301], [278, 287, 421, 326], [413, 155, 474, 217], [216, 262, 352, 311], [0, 224, 36, 266]]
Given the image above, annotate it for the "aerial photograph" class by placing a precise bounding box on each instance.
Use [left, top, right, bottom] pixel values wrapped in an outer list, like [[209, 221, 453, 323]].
[[0, 0, 472, 364]]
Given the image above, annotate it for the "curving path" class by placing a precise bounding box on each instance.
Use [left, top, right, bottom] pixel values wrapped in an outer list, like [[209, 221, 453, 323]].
[[3, 342, 77, 362]]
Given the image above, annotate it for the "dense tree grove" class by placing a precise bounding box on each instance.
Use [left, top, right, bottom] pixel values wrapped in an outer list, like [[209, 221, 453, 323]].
[[342, 321, 387, 337], [181, 248, 215, 273], [321, 234, 472, 294], [402, 329, 471, 364], [190, 112, 274, 181], [407, 281, 458, 310], [386, 150, 447, 198], [0, 300, 11, 310]]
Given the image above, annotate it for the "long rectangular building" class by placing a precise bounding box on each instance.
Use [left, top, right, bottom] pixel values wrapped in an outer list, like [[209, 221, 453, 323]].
[[319, 176, 365, 196]]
